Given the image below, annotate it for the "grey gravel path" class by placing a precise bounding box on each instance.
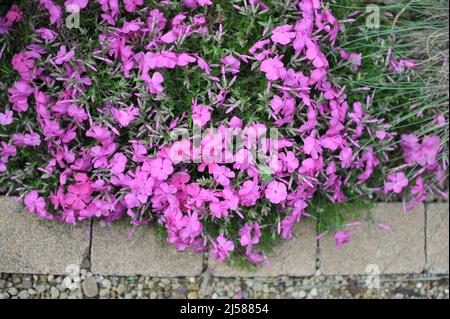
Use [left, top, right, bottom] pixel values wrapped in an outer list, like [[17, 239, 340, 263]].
[[0, 271, 447, 299]]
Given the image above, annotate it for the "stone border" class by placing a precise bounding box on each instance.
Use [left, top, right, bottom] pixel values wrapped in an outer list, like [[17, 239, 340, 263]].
[[0, 197, 448, 277]]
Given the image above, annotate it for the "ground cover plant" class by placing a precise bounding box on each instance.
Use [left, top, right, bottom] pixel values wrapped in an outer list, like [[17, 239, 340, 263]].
[[0, 0, 448, 268]]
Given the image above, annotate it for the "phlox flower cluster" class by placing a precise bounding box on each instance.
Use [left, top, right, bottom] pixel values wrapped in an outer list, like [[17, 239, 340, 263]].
[[0, 0, 447, 264]]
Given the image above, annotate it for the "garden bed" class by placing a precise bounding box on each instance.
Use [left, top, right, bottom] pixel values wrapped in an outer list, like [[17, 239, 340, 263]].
[[0, 0, 448, 273]]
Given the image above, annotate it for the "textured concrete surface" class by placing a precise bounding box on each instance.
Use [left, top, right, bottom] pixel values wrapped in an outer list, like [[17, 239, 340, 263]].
[[0, 197, 91, 275], [320, 203, 426, 275], [426, 203, 449, 274], [91, 221, 204, 277], [208, 221, 317, 277], [1, 196, 446, 277]]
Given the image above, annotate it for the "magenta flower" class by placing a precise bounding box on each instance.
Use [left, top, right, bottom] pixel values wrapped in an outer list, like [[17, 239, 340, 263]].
[[238, 180, 260, 207], [54, 45, 75, 65], [271, 25, 296, 45], [112, 106, 140, 127], [6, 5, 22, 23], [183, 0, 213, 9], [123, 0, 144, 12], [150, 158, 174, 181], [0, 110, 13, 126], [12, 133, 41, 147], [265, 181, 287, 204], [212, 165, 235, 187], [221, 55, 241, 74], [192, 103, 211, 128], [12, 52, 35, 74], [110, 153, 127, 175], [35, 27, 58, 40], [146, 72, 164, 94], [260, 58, 285, 81], [64, 0, 89, 13], [211, 236, 234, 261], [8, 80, 33, 112], [24, 191, 46, 214], [384, 172, 409, 194], [335, 230, 351, 249]]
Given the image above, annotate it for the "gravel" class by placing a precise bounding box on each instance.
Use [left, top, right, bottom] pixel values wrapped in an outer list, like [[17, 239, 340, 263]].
[[0, 272, 448, 299]]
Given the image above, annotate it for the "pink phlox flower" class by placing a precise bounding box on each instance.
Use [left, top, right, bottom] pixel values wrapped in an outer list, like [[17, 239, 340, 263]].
[[356, 147, 379, 184], [112, 105, 140, 127], [260, 58, 286, 81], [12, 132, 41, 147], [211, 236, 234, 261], [54, 45, 75, 65], [320, 133, 344, 151], [143, 71, 164, 94], [212, 165, 235, 187], [183, 0, 213, 9], [67, 103, 88, 123], [264, 180, 287, 204], [400, 134, 441, 167], [210, 201, 229, 219], [384, 172, 409, 194], [192, 101, 212, 128], [65, 0, 89, 13], [121, 19, 143, 33], [123, 0, 143, 12], [12, 51, 37, 75], [238, 180, 260, 207], [271, 25, 296, 45], [90, 143, 117, 168], [6, 4, 23, 23], [35, 27, 58, 40], [220, 55, 241, 74], [339, 147, 354, 169], [339, 49, 362, 71], [249, 39, 270, 55], [8, 80, 33, 112], [161, 29, 181, 44], [389, 58, 417, 73], [149, 157, 174, 181], [64, 181, 93, 211], [86, 125, 113, 145], [24, 190, 52, 219], [43, 1, 63, 25], [303, 134, 322, 159], [335, 230, 351, 249], [280, 210, 301, 239], [152, 183, 179, 209], [109, 152, 127, 175], [179, 212, 203, 241], [0, 110, 13, 126], [281, 151, 299, 173], [239, 223, 261, 247], [195, 54, 211, 74], [177, 53, 197, 67]]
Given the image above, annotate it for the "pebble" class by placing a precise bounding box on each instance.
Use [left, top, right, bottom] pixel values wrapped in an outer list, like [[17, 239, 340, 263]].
[[36, 285, 46, 293], [101, 279, 112, 289], [22, 278, 32, 289], [18, 290, 29, 299], [8, 287, 18, 296], [116, 284, 126, 295], [51, 287, 60, 299], [187, 291, 198, 299], [82, 277, 98, 298], [99, 289, 110, 298]]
